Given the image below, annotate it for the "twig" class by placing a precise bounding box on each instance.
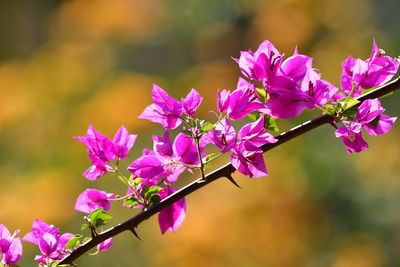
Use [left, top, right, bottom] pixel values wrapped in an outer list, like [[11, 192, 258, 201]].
[[60, 77, 400, 265]]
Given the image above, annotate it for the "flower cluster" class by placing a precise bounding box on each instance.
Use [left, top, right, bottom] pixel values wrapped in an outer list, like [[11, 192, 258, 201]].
[[23, 219, 74, 265], [3, 39, 397, 266], [0, 224, 22, 266], [335, 98, 397, 154]]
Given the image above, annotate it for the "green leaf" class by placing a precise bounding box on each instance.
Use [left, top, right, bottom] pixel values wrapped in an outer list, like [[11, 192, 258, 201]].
[[256, 87, 267, 98], [96, 211, 113, 221], [205, 153, 219, 163], [182, 130, 193, 136], [144, 186, 163, 199], [201, 122, 216, 133], [140, 185, 149, 199], [337, 97, 360, 111], [88, 208, 105, 222], [86, 208, 113, 228], [149, 194, 161, 205], [322, 104, 337, 116], [341, 106, 358, 118], [247, 113, 259, 122], [81, 223, 89, 231], [65, 235, 82, 251], [264, 115, 279, 133], [125, 197, 142, 207]]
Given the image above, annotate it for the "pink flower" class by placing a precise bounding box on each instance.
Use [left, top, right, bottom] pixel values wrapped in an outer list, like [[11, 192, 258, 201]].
[[340, 41, 399, 96], [75, 189, 115, 213], [138, 84, 183, 129], [363, 114, 397, 136], [227, 78, 265, 120], [335, 123, 368, 154], [128, 155, 166, 179], [279, 52, 313, 83], [355, 98, 397, 136], [158, 188, 186, 234], [234, 40, 283, 81], [205, 118, 237, 153], [75, 125, 137, 180], [97, 238, 112, 252], [0, 224, 22, 265], [23, 219, 74, 264], [217, 89, 231, 113], [237, 116, 278, 146], [112, 126, 138, 160], [181, 88, 203, 117], [355, 98, 385, 124], [231, 142, 268, 178]]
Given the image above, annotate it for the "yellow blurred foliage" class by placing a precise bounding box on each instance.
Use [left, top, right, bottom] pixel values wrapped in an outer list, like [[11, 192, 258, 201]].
[[0, 169, 77, 231], [52, 0, 166, 42]]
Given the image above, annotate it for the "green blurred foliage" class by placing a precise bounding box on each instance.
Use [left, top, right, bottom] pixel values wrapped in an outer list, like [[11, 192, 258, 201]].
[[0, 0, 399, 266]]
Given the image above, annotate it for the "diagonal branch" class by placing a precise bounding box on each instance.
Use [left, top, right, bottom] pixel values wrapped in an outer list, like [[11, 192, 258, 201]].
[[60, 77, 400, 265]]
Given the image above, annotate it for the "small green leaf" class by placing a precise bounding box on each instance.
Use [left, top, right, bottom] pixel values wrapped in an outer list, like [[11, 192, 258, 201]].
[[256, 87, 267, 98], [182, 130, 193, 136], [125, 197, 142, 207], [149, 194, 161, 205], [205, 153, 219, 162], [144, 186, 163, 199], [188, 118, 197, 127], [140, 185, 150, 199], [81, 223, 89, 231], [88, 208, 105, 222], [201, 122, 216, 132], [322, 104, 337, 116], [247, 113, 259, 121], [65, 235, 82, 251], [337, 97, 360, 111], [264, 115, 279, 133]]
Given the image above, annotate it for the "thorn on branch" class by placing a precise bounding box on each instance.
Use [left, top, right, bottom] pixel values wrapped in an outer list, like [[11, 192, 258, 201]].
[[225, 174, 241, 188], [129, 227, 142, 241], [329, 121, 338, 129]]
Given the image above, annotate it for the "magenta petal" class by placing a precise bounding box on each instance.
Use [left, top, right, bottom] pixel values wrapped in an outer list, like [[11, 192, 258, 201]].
[[355, 99, 385, 124], [181, 88, 203, 117], [38, 232, 58, 256], [152, 84, 183, 116], [83, 165, 109, 181], [3, 238, 22, 265], [280, 53, 313, 83], [231, 142, 268, 178], [217, 89, 231, 113], [153, 131, 173, 157], [238, 116, 278, 146], [158, 188, 186, 234], [75, 189, 114, 214], [128, 155, 165, 179], [364, 114, 397, 136], [0, 224, 12, 253], [23, 219, 59, 245], [267, 91, 310, 119], [335, 123, 368, 154], [228, 79, 265, 120], [172, 133, 199, 165], [112, 126, 138, 160], [97, 238, 113, 252], [205, 118, 237, 153]]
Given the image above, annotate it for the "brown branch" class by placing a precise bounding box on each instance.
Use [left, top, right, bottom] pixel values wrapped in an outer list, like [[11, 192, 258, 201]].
[[60, 77, 400, 265]]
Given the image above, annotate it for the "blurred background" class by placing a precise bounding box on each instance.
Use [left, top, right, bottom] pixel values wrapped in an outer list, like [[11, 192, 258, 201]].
[[0, 0, 399, 266]]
